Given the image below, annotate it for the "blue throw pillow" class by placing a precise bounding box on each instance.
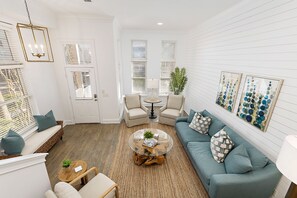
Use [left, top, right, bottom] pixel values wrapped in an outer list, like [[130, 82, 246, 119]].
[[34, 110, 57, 132], [187, 109, 197, 123], [224, 144, 252, 174], [1, 130, 25, 155]]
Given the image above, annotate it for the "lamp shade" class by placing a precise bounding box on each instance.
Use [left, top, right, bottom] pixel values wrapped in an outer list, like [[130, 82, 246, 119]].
[[276, 135, 297, 184], [147, 79, 159, 89]]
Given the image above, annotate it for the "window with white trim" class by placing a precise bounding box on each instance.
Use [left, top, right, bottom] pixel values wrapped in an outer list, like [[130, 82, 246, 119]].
[[0, 23, 35, 138], [160, 41, 176, 94], [131, 40, 147, 93]]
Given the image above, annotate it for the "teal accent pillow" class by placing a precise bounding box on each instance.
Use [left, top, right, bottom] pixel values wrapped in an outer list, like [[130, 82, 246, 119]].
[[187, 109, 197, 123], [1, 130, 25, 155], [225, 145, 252, 174], [34, 110, 57, 132]]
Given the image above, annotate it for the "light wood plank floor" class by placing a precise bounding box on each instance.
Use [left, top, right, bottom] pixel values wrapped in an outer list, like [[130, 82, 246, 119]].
[[46, 123, 120, 186]]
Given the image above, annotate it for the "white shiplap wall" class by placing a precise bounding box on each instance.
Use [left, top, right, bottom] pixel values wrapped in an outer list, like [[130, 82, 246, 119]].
[[183, 0, 297, 197]]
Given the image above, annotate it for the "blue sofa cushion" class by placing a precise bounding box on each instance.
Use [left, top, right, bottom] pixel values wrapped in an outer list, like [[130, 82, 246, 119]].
[[187, 109, 197, 123], [1, 130, 25, 155], [225, 145, 252, 174], [187, 142, 226, 187], [224, 126, 268, 170], [176, 122, 211, 147], [201, 110, 225, 136]]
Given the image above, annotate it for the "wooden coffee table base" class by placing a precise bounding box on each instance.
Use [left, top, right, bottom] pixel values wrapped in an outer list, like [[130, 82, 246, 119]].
[[133, 152, 165, 166]]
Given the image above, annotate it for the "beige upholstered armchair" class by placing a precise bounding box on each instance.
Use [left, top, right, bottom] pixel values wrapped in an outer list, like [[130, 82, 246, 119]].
[[159, 95, 185, 126], [124, 94, 149, 127], [45, 167, 118, 198]]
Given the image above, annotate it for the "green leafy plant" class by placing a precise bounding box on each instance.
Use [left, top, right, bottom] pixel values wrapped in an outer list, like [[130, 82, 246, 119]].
[[169, 67, 188, 95], [144, 131, 154, 139], [62, 159, 72, 168]]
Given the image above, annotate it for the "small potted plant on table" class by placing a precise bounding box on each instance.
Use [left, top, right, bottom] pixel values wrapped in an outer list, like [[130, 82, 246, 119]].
[[143, 130, 157, 148], [62, 159, 72, 172]]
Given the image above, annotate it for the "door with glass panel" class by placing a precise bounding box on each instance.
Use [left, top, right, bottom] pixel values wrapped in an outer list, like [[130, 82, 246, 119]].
[[65, 68, 100, 123]]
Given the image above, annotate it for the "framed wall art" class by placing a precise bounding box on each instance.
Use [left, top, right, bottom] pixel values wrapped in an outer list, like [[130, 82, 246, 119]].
[[236, 75, 283, 132], [216, 71, 242, 112]]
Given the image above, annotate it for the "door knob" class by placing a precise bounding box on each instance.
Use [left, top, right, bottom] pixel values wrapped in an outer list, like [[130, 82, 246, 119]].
[[94, 94, 97, 101]]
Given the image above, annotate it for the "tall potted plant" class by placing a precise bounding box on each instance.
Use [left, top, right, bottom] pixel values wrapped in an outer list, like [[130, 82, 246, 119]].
[[169, 67, 188, 95]]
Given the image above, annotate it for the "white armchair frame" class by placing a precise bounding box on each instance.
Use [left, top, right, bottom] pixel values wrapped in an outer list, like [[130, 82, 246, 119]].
[[69, 167, 119, 198], [159, 95, 185, 126], [123, 95, 149, 127]]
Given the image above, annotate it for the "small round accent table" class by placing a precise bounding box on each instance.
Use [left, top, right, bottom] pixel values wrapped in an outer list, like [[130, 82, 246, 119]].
[[144, 98, 162, 119], [58, 160, 88, 183]]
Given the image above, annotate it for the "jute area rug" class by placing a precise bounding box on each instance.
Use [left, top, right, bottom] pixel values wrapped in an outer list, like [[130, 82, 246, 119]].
[[109, 122, 208, 198]]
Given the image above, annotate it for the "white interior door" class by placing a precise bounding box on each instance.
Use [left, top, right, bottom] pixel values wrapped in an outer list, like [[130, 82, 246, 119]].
[[66, 67, 100, 123]]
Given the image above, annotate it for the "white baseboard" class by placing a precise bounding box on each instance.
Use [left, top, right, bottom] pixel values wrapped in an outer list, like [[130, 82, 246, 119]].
[[101, 118, 121, 124], [63, 120, 74, 126]]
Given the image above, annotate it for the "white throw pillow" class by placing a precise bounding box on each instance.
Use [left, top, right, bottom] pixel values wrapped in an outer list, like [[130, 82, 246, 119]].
[[189, 112, 212, 134], [210, 128, 234, 163], [54, 182, 82, 198]]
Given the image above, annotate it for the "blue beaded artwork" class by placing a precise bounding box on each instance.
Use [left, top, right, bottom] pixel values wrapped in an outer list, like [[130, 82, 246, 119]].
[[237, 75, 283, 132], [216, 72, 242, 112]]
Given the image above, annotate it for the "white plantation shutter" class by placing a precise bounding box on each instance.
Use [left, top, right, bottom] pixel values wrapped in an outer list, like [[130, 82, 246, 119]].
[[131, 40, 147, 93], [0, 21, 21, 65], [0, 21, 35, 138], [160, 41, 176, 94]]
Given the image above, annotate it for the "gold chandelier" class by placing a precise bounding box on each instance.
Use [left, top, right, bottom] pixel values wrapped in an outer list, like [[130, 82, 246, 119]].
[[16, 0, 54, 62]]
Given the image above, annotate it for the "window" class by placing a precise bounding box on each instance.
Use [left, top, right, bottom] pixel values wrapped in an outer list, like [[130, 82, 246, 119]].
[[160, 41, 176, 94], [0, 24, 35, 138], [64, 43, 93, 65], [131, 40, 147, 93]]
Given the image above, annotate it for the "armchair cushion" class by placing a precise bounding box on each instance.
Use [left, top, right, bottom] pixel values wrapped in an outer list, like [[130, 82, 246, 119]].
[[79, 173, 116, 198], [54, 182, 82, 198], [160, 109, 180, 119], [167, 95, 183, 110], [128, 108, 147, 119], [125, 94, 140, 109]]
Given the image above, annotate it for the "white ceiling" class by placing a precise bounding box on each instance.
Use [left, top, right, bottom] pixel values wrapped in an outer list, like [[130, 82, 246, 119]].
[[38, 0, 243, 30]]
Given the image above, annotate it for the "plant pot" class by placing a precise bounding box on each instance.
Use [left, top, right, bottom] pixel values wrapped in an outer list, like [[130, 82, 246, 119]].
[[63, 166, 71, 173]]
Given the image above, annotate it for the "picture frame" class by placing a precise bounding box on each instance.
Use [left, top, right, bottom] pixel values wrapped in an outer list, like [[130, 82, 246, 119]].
[[216, 71, 242, 112], [236, 75, 283, 132]]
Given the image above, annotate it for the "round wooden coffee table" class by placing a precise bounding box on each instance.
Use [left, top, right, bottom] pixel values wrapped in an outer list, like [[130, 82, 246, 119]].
[[58, 160, 87, 183]]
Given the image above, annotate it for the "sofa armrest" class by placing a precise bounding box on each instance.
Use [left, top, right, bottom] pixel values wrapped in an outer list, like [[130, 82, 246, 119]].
[[175, 117, 188, 123], [209, 163, 282, 198]]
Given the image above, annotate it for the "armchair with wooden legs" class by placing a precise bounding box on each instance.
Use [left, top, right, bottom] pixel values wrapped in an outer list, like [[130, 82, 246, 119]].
[[45, 167, 119, 198]]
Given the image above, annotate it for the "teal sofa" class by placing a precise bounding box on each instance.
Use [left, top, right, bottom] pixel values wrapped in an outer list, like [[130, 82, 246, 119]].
[[175, 109, 281, 198]]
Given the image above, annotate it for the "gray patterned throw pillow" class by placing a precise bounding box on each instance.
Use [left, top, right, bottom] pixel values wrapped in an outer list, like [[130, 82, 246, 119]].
[[210, 129, 234, 163], [189, 112, 212, 134]]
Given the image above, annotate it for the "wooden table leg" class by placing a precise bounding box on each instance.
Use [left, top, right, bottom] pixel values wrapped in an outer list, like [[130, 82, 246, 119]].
[[133, 152, 148, 165]]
